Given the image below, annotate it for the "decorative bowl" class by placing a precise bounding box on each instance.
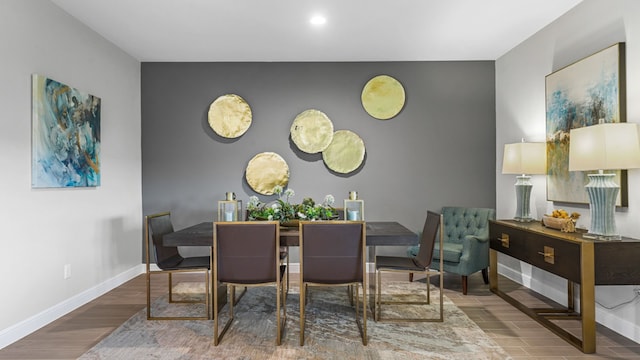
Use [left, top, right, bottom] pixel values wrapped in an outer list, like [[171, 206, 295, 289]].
[[542, 216, 575, 232]]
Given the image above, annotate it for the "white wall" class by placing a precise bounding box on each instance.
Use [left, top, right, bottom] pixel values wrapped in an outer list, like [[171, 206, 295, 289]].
[[0, 0, 142, 348], [496, 0, 640, 342]]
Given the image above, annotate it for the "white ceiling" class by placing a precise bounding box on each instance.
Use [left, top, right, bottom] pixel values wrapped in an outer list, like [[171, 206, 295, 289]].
[[51, 0, 583, 62]]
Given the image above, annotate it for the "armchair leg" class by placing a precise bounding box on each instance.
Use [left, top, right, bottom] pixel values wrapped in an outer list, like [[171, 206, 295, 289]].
[[462, 275, 468, 295], [409, 273, 413, 282], [481, 268, 489, 284]]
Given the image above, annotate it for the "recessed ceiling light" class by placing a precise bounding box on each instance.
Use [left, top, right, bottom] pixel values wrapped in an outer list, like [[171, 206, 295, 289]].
[[310, 15, 327, 26]]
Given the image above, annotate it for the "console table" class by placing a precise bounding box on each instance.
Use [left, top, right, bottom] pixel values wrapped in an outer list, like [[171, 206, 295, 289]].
[[489, 219, 640, 353]]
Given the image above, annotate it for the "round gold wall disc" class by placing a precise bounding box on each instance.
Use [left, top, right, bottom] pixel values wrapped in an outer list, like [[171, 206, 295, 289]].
[[290, 109, 334, 153], [245, 152, 290, 195], [361, 75, 405, 120], [208, 94, 252, 138], [322, 130, 365, 174]]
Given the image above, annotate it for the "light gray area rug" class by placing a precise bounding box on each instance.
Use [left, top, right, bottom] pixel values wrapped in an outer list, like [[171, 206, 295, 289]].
[[80, 281, 510, 359]]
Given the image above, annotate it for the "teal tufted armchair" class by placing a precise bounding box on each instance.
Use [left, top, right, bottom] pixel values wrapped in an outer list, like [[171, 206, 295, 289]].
[[408, 206, 495, 295]]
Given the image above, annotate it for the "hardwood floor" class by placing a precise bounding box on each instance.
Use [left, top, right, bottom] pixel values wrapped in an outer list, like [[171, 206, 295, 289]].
[[1, 272, 639, 359]]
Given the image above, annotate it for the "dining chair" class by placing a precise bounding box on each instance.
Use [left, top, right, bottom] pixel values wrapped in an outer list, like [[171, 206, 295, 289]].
[[213, 221, 287, 346], [299, 221, 367, 346], [375, 210, 444, 322], [145, 212, 210, 320]]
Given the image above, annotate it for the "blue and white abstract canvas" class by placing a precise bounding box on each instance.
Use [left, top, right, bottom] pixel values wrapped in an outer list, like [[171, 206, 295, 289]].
[[545, 43, 625, 205], [32, 74, 101, 188]]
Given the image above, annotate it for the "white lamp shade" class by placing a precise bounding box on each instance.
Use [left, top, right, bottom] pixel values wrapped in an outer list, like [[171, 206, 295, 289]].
[[502, 142, 546, 175], [569, 123, 640, 171]]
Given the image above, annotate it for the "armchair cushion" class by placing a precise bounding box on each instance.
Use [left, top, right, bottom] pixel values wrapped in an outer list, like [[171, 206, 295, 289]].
[[438, 243, 463, 263]]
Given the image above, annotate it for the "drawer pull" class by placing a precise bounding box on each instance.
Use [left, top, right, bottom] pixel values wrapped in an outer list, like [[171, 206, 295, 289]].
[[499, 234, 509, 248], [538, 246, 555, 264]]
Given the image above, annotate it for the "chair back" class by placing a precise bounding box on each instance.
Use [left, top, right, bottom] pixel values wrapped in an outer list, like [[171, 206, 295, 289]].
[[414, 211, 441, 268], [300, 221, 365, 284], [147, 212, 184, 270], [441, 207, 495, 244], [214, 221, 280, 284]]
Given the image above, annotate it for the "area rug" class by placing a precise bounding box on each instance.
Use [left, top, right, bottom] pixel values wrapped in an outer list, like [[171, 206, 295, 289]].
[[79, 281, 510, 359]]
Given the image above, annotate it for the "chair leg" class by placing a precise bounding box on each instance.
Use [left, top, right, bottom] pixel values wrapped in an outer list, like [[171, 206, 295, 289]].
[[482, 268, 489, 284], [375, 270, 381, 322], [146, 272, 152, 320], [277, 267, 287, 345], [409, 273, 414, 282], [359, 283, 367, 345], [462, 275, 468, 295], [168, 272, 173, 302], [375, 269, 444, 322], [299, 282, 306, 346], [426, 273, 430, 304], [214, 284, 235, 346]]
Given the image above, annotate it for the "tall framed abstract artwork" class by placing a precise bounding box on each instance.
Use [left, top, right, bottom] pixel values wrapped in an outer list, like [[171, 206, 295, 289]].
[[32, 74, 101, 188], [545, 43, 626, 206]]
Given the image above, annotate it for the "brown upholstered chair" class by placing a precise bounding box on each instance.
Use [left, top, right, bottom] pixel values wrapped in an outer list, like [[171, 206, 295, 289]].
[[375, 211, 444, 322], [213, 221, 286, 346], [299, 221, 367, 346], [145, 212, 210, 320]]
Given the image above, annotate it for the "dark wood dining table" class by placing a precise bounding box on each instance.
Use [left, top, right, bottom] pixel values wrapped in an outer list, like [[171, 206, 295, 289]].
[[163, 221, 419, 248]]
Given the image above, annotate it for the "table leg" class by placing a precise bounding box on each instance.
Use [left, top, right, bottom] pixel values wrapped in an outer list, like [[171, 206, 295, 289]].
[[368, 246, 376, 315], [580, 242, 596, 353], [489, 249, 498, 291]]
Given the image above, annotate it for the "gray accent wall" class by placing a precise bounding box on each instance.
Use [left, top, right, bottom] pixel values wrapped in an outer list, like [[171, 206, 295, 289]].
[[141, 61, 496, 257]]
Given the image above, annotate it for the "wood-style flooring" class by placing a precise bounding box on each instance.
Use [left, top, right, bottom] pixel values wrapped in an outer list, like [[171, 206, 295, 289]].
[[1, 272, 639, 359]]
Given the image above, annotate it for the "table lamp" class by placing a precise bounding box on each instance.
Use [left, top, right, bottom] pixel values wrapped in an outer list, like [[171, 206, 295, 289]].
[[502, 141, 546, 222], [569, 122, 640, 240]]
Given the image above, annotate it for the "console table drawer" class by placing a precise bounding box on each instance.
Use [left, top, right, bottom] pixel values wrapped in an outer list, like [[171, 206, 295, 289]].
[[490, 226, 528, 260], [490, 221, 581, 282], [527, 235, 581, 282]]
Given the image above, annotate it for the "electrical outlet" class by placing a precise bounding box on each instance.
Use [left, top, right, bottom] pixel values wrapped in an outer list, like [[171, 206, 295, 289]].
[[64, 264, 71, 279]]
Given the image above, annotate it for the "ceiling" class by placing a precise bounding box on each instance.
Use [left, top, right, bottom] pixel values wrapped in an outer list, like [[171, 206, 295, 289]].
[[51, 0, 583, 62]]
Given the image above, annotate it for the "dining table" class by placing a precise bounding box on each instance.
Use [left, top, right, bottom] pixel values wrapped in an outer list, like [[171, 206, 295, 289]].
[[163, 220, 419, 315], [163, 221, 419, 248]]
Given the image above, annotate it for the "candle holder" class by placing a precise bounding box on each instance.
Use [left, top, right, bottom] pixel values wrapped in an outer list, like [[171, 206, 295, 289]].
[[218, 192, 243, 222], [344, 191, 364, 221]]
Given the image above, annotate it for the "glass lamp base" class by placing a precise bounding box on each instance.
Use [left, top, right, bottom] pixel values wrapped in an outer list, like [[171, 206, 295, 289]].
[[584, 173, 620, 241], [581, 232, 622, 241], [513, 176, 534, 222]]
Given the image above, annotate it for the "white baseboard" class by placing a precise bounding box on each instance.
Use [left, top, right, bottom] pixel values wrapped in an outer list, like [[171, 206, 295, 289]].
[[497, 262, 640, 344], [0, 265, 146, 350]]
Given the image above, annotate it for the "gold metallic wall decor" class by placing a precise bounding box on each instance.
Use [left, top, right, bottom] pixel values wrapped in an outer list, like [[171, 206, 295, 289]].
[[361, 75, 405, 120], [245, 152, 290, 195], [290, 109, 334, 153], [322, 130, 365, 174], [208, 94, 252, 138]]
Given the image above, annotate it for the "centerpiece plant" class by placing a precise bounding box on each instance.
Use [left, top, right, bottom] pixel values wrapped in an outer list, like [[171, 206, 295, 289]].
[[247, 185, 337, 224]]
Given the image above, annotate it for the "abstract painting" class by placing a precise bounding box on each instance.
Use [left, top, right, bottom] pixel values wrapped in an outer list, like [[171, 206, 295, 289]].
[[545, 43, 626, 205], [32, 74, 101, 188]]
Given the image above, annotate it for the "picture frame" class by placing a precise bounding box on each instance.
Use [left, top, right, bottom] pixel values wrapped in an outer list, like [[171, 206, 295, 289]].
[[32, 74, 101, 188], [545, 42, 626, 206]]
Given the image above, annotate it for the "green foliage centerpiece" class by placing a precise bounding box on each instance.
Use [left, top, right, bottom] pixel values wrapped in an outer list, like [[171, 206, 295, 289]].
[[247, 185, 337, 224]]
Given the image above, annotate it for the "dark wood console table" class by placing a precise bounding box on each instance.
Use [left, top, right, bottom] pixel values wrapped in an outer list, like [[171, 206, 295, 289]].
[[489, 219, 640, 353]]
